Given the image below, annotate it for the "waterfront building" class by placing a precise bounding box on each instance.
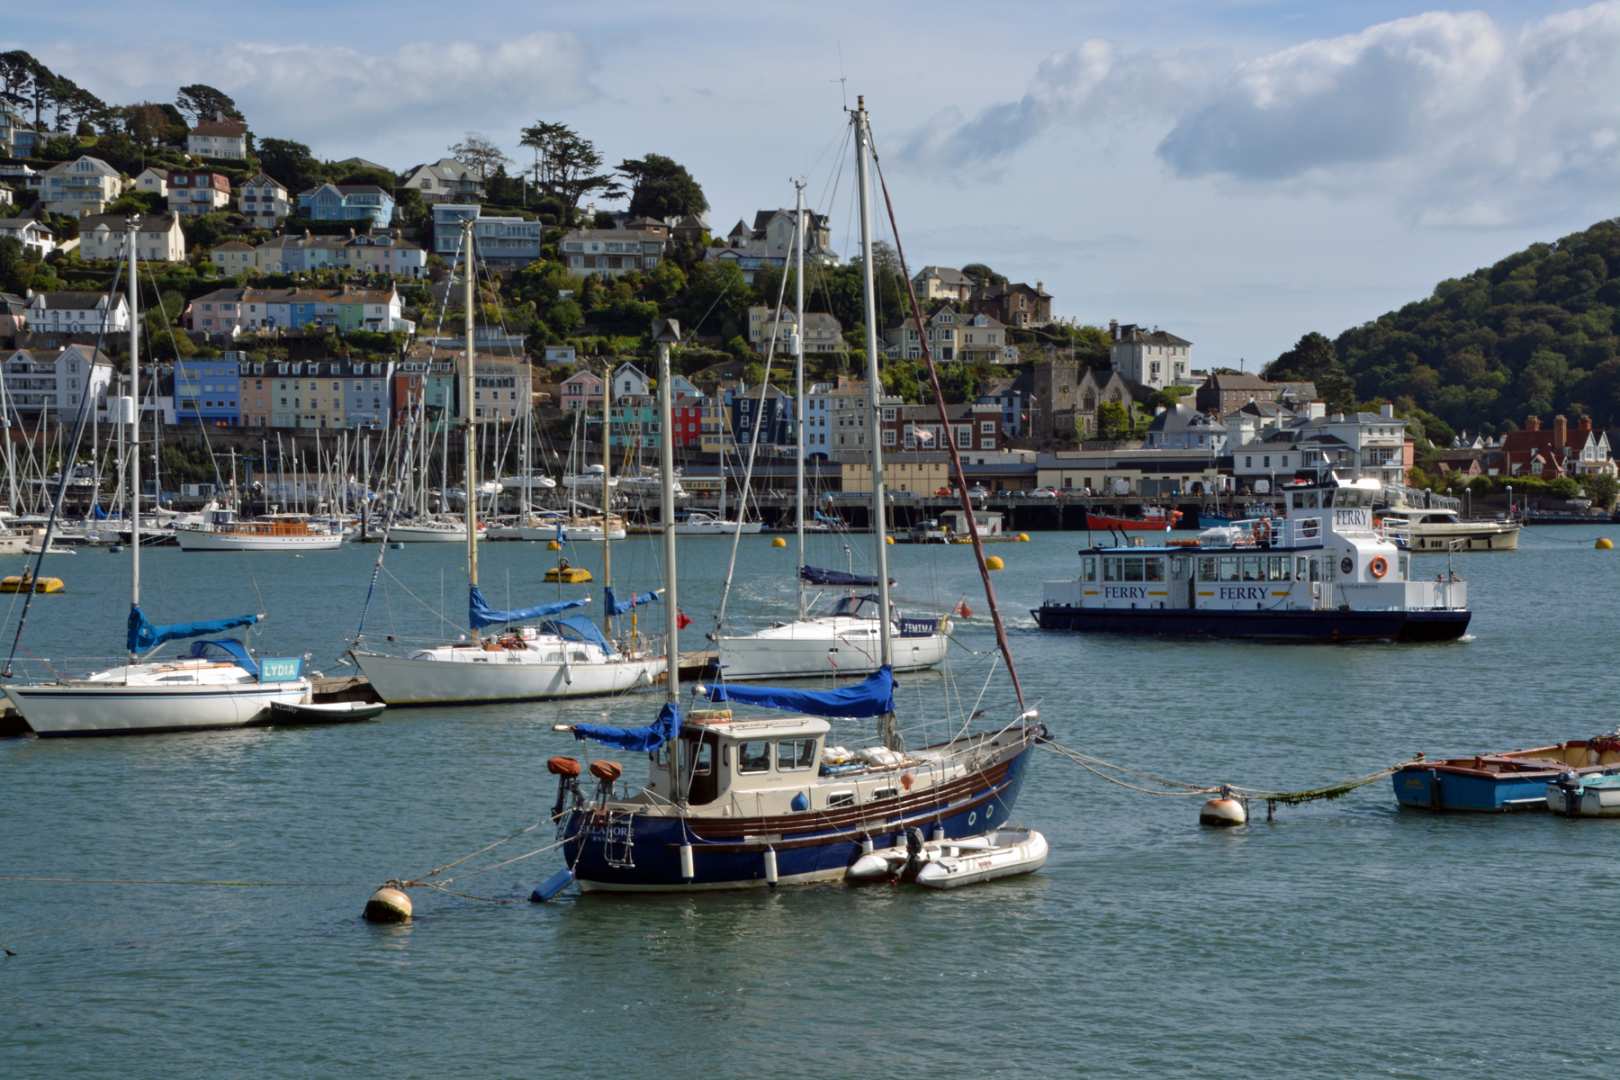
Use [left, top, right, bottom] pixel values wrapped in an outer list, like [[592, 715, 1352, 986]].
[[1231, 404, 1407, 491], [841, 451, 948, 495], [173, 357, 243, 425], [239, 173, 291, 229], [238, 360, 273, 428], [0, 345, 114, 417], [1036, 446, 1224, 498], [77, 213, 185, 263], [433, 204, 542, 266], [26, 291, 131, 335], [40, 156, 125, 217], [187, 117, 249, 161], [297, 184, 394, 229], [1143, 403, 1228, 454], [0, 218, 55, 258], [882, 401, 1005, 453], [167, 171, 231, 217], [557, 227, 667, 278], [1497, 414, 1616, 478]]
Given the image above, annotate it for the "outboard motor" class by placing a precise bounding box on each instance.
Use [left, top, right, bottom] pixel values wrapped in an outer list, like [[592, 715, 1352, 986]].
[[547, 756, 582, 820], [901, 826, 929, 881]]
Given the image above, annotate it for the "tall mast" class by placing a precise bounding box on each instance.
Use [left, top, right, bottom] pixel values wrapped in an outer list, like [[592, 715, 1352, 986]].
[[655, 320, 682, 798], [854, 99, 894, 697], [793, 179, 807, 621], [461, 218, 479, 634], [601, 357, 613, 638], [127, 218, 142, 652]]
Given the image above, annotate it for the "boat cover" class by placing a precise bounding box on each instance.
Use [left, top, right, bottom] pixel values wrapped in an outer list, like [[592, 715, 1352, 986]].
[[184, 638, 258, 676], [800, 565, 883, 587], [702, 665, 894, 718], [542, 613, 617, 655], [605, 588, 658, 616], [572, 701, 681, 752], [468, 585, 586, 630], [128, 605, 259, 653]]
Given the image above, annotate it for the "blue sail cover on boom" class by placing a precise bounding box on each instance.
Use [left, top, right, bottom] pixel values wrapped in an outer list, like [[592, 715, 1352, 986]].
[[604, 588, 659, 616], [799, 565, 887, 588], [127, 605, 259, 654], [468, 586, 586, 630], [572, 701, 681, 752], [703, 665, 895, 718]]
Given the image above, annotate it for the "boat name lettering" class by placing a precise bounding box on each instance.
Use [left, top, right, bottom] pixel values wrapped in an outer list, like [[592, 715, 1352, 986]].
[[1216, 586, 1269, 601], [1334, 509, 1370, 527], [1102, 586, 1148, 599]]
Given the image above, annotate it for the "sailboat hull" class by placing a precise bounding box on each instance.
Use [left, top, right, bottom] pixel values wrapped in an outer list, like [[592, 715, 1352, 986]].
[[715, 618, 950, 679], [4, 680, 310, 737], [174, 529, 343, 552], [563, 738, 1035, 891], [353, 650, 664, 705]]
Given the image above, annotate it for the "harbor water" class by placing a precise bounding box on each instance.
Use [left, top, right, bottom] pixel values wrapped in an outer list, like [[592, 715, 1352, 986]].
[[4, 527, 1619, 1077]]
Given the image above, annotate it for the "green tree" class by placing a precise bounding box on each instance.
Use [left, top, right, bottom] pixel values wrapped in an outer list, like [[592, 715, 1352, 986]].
[[448, 132, 510, 180], [176, 83, 243, 123], [619, 154, 708, 220], [1095, 400, 1131, 441], [1583, 472, 1619, 509], [256, 138, 322, 192], [518, 121, 621, 227], [1266, 331, 1355, 413]]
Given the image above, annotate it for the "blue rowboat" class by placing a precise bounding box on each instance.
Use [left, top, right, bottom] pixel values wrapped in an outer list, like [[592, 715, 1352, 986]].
[[1393, 737, 1620, 812]]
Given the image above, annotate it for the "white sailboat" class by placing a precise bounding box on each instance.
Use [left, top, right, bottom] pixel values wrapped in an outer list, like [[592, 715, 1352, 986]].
[[3, 222, 311, 736], [351, 221, 663, 705], [715, 182, 948, 679]]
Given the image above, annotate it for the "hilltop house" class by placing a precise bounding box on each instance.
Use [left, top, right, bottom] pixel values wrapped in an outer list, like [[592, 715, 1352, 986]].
[[885, 306, 1016, 365], [187, 117, 249, 161], [26, 291, 131, 334], [912, 266, 973, 303], [297, 184, 395, 229], [239, 174, 290, 229], [970, 281, 1052, 329], [1194, 371, 1318, 416], [40, 156, 125, 217], [1110, 321, 1192, 391], [706, 208, 835, 282], [166, 171, 231, 217], [557, 227, 666, 278], [77, 213, 186, 263], [401, 158, 485, 203], [432, 204, 542, 266]]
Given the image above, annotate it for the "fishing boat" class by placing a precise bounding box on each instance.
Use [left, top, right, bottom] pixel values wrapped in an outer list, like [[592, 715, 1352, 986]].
[[1378, 506, 1520, 552], [350, 220, 664, 706], [1546, 772, 1620, 817], [174, 507, 344, 552], [543, 100, 1043, 894], [1085, 507, 1183, 531], [1036, 473, 1471, 642], [2, 223, 311, 737], [1392, 735, 1620, 812], [713, 180, 948, 681]]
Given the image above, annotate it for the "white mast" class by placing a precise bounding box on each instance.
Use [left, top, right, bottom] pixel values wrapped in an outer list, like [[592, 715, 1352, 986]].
[[793, 179, 807, 621], [461, 218, 479, 637], [126, 218, 142, 657], [655, 319, 682, 798], [854, 97, 896, 746]]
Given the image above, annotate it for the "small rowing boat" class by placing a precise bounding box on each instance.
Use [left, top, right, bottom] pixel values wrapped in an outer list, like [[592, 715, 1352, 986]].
[[266, 700, 386, 725], [1546, 772, 1620, 817], [846, 827, 1048, 888]]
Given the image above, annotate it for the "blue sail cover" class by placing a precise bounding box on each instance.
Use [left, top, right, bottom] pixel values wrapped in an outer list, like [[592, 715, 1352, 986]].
[[573, 701, 681, 752], [799, 565, 887, 588], [543, 614, 617, 655], [703, 665, 895, 718], [605, 588, 659, 616], [127, 605, 259, 654], [468, 585, 586, 630], [185, 638, 258, 676]]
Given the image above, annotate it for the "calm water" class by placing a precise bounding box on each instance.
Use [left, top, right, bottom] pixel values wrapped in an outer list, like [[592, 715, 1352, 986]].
[[5, 527, 1620, 1077]]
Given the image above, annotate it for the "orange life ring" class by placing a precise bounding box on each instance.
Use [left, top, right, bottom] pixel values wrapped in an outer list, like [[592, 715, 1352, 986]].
[[1368, 555, 1389, 579], [1252, 519, 1271, 543]]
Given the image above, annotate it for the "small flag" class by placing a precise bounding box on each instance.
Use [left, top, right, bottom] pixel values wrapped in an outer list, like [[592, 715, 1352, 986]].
[[676, 610, 692, 630], [952, 599, 973, 619]]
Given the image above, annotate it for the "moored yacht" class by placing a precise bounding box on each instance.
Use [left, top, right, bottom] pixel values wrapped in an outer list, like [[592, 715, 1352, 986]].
[[1379, 505, 1520, 552]]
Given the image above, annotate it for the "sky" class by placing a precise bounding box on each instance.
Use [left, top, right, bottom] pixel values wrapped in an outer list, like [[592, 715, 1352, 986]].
[[8, 1, 1620, 368]]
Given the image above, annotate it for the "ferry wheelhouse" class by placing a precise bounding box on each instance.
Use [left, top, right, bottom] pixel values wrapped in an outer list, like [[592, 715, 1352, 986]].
[[1034, 474, 1470, 642]]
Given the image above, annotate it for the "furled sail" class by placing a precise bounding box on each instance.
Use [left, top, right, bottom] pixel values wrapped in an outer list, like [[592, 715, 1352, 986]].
[[799, 565, 889, 588], [127, 605, 259, 654], [572, 701, 681, 752], [604, 588, 659, 616], [468, 586, 586, 630], [700, 665, 894, 719]]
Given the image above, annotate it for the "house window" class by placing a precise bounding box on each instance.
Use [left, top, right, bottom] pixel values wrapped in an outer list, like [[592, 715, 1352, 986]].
[[882, 430, 896, 447]]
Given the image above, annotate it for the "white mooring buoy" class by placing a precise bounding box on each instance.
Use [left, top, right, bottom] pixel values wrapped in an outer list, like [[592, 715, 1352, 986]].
[[1200, 787, 1247, 828], [363, 885, 413, 923]]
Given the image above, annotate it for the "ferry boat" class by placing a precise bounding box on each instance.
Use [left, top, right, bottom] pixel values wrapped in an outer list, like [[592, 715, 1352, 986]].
[[1035, 474, 1470, 642]]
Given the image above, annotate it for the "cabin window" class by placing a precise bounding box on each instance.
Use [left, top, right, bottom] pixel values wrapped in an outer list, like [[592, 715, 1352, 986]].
[[682, 734, 719, 805], [1080, 556, 1097, 581], [1219, 556, 1240, 582], [1268, 556, 1290, 581], [1399, 553, 1410, 579], [870, 787, 898, 801], [1170, 557, 1186, 580], [1146, 558, 1165, 582], [1103, 558, 1120, 582], [1298, 491, 1320, 510], [777, 738, 816, 771], [1123, 559, 1145, 583], [738, 740, 771, 774], [1198, 557, 1216, 581], [1310, 557, 1322, 583], [1241, 556, 1262, 581], [1296, 557, 1309, 580], [827, 791, 856, 809]]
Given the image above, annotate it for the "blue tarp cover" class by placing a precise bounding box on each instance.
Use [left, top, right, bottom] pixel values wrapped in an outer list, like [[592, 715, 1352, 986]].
[[800, 565, 884, 588], [543, 614, 616, 655], [703, 665, 895, 719], [604, 588, 659, 616], [572, 701, 681, 752], [468, 585, 586, 629], [184, 638, 258, 676], [127, 605, 259, 654]]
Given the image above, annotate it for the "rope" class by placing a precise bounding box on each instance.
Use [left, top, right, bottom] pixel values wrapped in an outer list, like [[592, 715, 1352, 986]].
[[0, 874, 356, 888]]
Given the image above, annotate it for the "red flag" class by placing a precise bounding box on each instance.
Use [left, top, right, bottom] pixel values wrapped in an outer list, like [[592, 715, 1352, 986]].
[[952, 599, 973, 619], [676, 610, 692, 630]]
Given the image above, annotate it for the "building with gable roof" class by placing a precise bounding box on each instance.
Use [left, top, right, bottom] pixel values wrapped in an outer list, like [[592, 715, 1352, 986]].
[[167, 171, 231, 217], [239, 173, 290, 229], [559, 369, 605, 413], [912, 266, 973, 303], [0, 344, 115, 415], [401, 158, 485, 203], [1143, 402, 1228, 453], [557, 226, 666, 278], [0, 218, 55, 258], [297, 184, 395, 229], [26, 290, 131, 334], [188, 117, 249, 161], [40, 156, 126, 216], [1496, 414, 1614, 478], [77, 213, 186, 263]]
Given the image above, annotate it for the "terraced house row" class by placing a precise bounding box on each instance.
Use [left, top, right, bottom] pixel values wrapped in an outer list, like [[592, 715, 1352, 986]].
[[184, 285, 415, 337]]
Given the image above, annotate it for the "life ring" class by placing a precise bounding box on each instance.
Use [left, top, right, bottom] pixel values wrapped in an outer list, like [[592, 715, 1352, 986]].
[[1252, 519, 1271, 543], [1368, 555, 1389, 579]]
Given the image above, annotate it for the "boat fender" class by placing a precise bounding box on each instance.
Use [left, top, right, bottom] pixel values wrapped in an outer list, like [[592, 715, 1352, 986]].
[[1368, 556, 1389, 579], [679, 842, 695, 880], [530, 867, 574, 903], [791, 792, 809, 812], [764, 847, 779, 887]]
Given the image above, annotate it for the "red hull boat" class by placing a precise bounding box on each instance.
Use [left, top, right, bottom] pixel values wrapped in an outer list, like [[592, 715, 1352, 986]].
[[1085, 509, 1183, 531]]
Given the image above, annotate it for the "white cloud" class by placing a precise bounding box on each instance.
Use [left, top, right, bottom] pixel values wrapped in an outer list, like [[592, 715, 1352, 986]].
[[30, 33, 597, 166]]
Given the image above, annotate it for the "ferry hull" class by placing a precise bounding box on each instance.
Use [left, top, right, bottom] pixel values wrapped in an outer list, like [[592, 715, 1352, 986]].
[[353, 650, 663, 706], [1032, 604, 1470, 642], [4, 682, 309, 737], [562, 742, 1034, 892]]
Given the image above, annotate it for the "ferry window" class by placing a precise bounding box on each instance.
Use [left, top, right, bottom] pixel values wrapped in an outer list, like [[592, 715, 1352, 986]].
[[1299, 492, 1319, 509], [1296, 557, 1308, 580], [1324, 557, 1337, 582], [1399, 554, 1410, 578], [1146, 558, 1165, 582], [1219, 556, 1240, 582], [1310, 558, 1322, 583], [777, 738, 816, 771], [827, 791, 856, 809], [1268, 556, 1289, 581], [738, 740, 771, 774], [1170, 557, 1185, 580], [1198, 557, 1216, 580], [1123, 559, 1145, 582], [1080, 556, 1097, 581], [1241, 556, 1262, 581], [1103, 558, 1120, 582]]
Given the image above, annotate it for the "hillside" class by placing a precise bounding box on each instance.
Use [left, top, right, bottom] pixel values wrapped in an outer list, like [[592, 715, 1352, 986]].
[[1269, 218, 1620, 437]]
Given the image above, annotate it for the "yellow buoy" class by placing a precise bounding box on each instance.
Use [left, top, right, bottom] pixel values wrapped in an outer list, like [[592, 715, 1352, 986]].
[[547, 539, 562, 551], [1597, 537, 1613, 550], [986, 555, 1005, 571], [771, 537, 787, 548], [885, 535, 894, 545], [1200, 788, 1247, 828], [1017, 532, 1031, 542], [0, 575, 63, 593], [363, 885, 412, 923]]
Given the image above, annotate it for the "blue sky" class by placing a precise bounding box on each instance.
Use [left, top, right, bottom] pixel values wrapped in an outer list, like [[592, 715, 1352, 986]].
[[8, 1, 1620, 368]]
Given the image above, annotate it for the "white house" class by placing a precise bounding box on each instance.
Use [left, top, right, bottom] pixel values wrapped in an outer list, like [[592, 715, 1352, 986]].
[[40, 156, 126, 217], [0, 218, 55, 257], [133, 167, 169, 197], [0, 345, 115, 417], [401, 157, 484, 202], [1232, 404, 1407, 491], [187, 117, 248, 161], [543, 345, 577, 366], [239, 173, 290, 229], [0, 185, 13, 207], [26, 291, 131, 335], [612, 362, 651, 400], [558, 228, 667, 278], [1110, 322, 1193, 391], [77, 213, 186, 263], [210, 240, 256, 276]]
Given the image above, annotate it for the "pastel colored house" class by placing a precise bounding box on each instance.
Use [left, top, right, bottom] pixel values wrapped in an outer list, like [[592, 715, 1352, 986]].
[[185, 285, 413, 337], [173, 357, 242, 425], [210, 240, 256, 276], [560, 370, 604, 412], [297, 184, 395, 229], [255, 233, 348, 274], [239, 173, 290, 229], [238, 359, 273, 428], [344, 232, 426, 278], [166, 171, 230, 217], [77, 213, 186, 263], [40, 156, 126, 217], [26, 291, 131, 334], [187, 117, 249, 161]]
